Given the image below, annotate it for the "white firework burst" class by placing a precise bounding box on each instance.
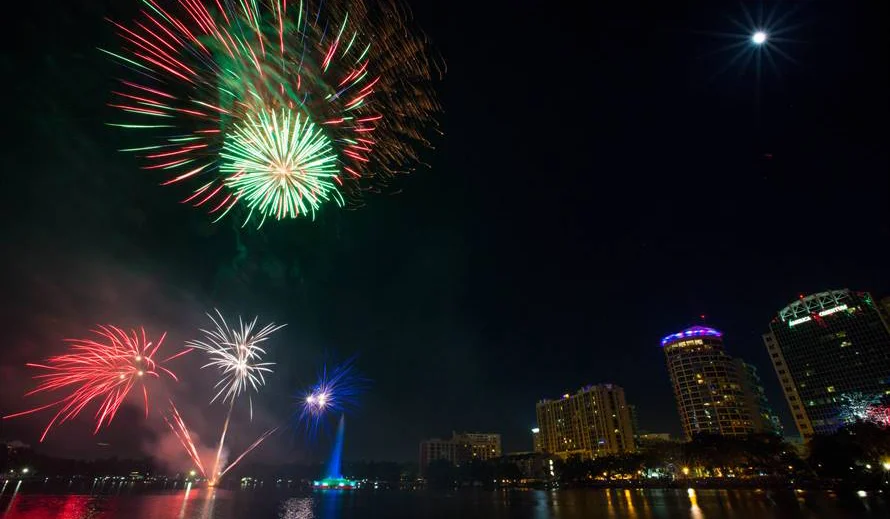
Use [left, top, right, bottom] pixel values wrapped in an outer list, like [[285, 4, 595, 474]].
[[188, 309, 285, 418]]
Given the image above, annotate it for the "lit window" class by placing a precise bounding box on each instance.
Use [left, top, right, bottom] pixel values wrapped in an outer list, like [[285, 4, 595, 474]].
[[826, 386, 835, 393]]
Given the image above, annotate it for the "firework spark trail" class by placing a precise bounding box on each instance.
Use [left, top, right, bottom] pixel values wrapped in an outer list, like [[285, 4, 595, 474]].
[[165, 401, 279, 484], [217, 426, 279, 480], [106, 0, 442, 227], [4, 326, 190, 441], [209, 399, 235, 483], [164, 401, 207, 477], [186, 310, 285, 484]]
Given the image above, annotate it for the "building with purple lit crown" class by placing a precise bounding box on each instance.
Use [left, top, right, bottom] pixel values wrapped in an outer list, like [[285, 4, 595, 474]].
[[662, 326, 769, 439], [763, 290, 890, 437]]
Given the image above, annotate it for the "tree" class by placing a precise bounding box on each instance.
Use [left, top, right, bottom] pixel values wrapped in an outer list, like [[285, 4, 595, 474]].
[[493, 461, 522, 483], [558, 454, 590, 484], [808, 421, 890, 485], [425, 459, 456, 489]]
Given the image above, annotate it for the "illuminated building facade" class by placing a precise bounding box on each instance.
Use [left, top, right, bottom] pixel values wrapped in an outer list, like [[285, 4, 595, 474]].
[[763, 289, 890, 437], [500, 452, 556, 482], [418, 432, 502, 476], [452, 432, 502, 462], [418, 438, 456, 477], [535, 384, 635, 460], [662, 326, 757, 439], [531, 427, 543, 452]]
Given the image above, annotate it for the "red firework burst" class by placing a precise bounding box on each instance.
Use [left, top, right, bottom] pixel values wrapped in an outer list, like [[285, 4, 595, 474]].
[[4, 325, 191, 441]]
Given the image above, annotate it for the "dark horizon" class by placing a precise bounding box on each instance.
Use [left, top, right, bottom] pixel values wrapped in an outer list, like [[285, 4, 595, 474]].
[[1, 0, 888, 464]]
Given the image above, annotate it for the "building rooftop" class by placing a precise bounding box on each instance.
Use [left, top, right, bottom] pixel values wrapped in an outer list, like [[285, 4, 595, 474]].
[[660, 326, 722, 347], [778, 289, 850, 322], [536, 383, 622, 403]]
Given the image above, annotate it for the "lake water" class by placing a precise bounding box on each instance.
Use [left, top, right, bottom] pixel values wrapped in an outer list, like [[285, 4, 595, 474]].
[[1, 485, 887, 518]]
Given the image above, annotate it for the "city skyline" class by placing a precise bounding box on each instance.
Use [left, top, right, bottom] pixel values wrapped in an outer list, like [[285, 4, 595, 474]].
[[0, 0, 888, 463], [2, 286, 888, 462], [398, 288, 890, 468]]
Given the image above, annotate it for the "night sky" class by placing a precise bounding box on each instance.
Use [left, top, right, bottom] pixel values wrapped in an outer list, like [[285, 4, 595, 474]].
[[1, 1, 888, 466]]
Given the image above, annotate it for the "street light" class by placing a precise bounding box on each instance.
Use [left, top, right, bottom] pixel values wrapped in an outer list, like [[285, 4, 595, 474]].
[[21, 467, 30, 474], [751, 31, 767, 45]]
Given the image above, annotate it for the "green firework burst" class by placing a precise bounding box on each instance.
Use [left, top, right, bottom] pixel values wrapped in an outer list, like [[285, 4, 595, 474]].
[[107, 0, 442, 227], [220, 109, 343, 226]]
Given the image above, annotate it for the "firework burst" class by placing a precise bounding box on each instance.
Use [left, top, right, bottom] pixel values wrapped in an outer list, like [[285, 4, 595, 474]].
[[106, 0, 442, 227], [4, 326, 190, 441], [839, 392, 883, 424], [186, 310, 284, 484], [187, 310, 284, 417], [298, 358, 364, 436], [221, 108, 342, 220]]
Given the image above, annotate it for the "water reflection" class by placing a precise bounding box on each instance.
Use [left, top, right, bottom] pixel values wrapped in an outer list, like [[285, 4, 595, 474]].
[[0, 485, 887, 518], [177, 482, 193, 519], [280, 497, 314, 519], [530, 489, 551, 519], [603, 488, 615, 518], [3, 481, 22, 515], [687, 488, 703, 519], [622, 489, 637, 518], [200, 488, 221, 519]]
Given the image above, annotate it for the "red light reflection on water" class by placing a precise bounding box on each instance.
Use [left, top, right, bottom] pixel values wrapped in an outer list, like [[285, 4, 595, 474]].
[[1, 489, 209, 519], [3, 495, 109, 519]]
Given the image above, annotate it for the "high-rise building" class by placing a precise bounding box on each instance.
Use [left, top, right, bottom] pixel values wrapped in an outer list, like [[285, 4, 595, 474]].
[[763, 289, 890, 437], [628, 404, 640, 439], [418, 432, 502, 476], [419, 438, 457, 476], [531, 427, 543, 453], [452, 432, 502, 462], [499, 452, 554, 482], [662, 326, 757, 439], [736, 359, 783, 435], [879, 296, 890, 322], [535, 384, 635, 460]]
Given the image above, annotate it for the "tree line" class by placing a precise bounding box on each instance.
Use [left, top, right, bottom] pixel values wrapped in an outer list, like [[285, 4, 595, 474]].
[[426, 422, 890, 490]]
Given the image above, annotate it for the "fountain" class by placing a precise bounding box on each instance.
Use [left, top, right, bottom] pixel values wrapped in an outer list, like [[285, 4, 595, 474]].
[[312, 415, 357, 489]]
